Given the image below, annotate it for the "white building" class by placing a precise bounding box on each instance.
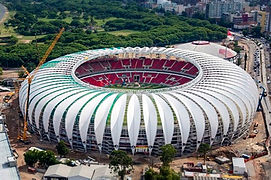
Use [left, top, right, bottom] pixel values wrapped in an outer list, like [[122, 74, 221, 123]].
[[43, 164, 116, 180], [232, 157, 247, 175], [207, 0, 246, 18], [175, 41, 237, 60]]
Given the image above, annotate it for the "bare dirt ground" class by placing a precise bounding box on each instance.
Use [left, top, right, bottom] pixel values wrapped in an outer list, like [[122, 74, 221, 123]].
[[3, 96, 105, 180], [0, 67, 269, 180], [130, 112, 268, 179], [1, 69, 19, 79]]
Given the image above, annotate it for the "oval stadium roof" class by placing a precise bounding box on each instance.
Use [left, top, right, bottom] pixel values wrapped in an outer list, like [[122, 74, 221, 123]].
[[19, 47, 258, 155]]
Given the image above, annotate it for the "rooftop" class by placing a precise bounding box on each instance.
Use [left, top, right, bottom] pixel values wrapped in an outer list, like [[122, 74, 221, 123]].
[[175, 41, 237, 59], [44, 164, 116, 180], [232, 157, 246, 168], [0, 115, 20, 180]]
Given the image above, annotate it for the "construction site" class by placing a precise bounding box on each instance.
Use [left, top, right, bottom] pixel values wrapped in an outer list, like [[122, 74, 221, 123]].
[[0, 29, 271, 180], [1, 74, 269, 179]]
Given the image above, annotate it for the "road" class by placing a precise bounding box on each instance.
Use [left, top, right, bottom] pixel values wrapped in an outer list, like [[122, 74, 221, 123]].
[[239, 36, 271, 179], [0, 3, 7, 24], [259, 45, 271, 138], [242, 37, 271, 137]]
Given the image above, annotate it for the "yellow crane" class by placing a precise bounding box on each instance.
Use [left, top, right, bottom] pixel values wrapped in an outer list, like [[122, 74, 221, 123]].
[[18, 27, 65, 142]]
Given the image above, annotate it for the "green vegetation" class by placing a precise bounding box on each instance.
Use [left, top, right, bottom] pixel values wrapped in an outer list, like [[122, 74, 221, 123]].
[[242, 26, 263, 38], [56, 140, 69, 157], [24, 150, 39, 167], [108, 30, 140, 36], [109, 150, 133, 180], [24, 149, 59, 168], [0, 67, 2, 75], [0, 0, 227, 68], [198, 143, 211, 164], [95, 17, 121, 27], [38, 150, 59, 168], [160, 144, 177, 167], [145, 144, 180, 180], [145, 166, 180, 180], [17, 69, 25, 78]]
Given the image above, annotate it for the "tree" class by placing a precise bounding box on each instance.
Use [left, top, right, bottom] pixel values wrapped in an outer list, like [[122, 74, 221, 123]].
[[198, 143, 211, 164], [242, 28, 249, 37], [24, 150, 39, 167], [159, 165, 180, 180], [8, 36, 18, 45], [144, 163, 180, 179], [56, 140, 69, 157], [0, 0, 228, 69], [38, 150, 59, 168], [251, 26, 262, 38], [160, 144, 176, 167], [237, 57, 242, 66], [144, 168, 159, 180], [234, 46, 241, 54], [0, 67, 2, 76], [109, 150, 133, 180]]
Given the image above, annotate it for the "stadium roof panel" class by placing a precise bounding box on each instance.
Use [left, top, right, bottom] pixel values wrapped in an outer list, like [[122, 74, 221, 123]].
[[19, 47, 258, 155]]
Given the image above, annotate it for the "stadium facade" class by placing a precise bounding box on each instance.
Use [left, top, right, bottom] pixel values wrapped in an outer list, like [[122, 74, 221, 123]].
[[19, 47, 258, 156]]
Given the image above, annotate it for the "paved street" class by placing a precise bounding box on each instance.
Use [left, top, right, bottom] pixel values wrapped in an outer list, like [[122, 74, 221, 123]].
[[242, 37, 271, 137], [0, 3, 7, 23]]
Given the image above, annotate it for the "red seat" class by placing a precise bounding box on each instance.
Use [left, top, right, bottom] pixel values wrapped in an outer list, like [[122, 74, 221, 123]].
[[144, 59, 153, 66], [89, 62, 104, 72], [186, 66, 198, 75], [170, 61, 186, 71], [164, 60, 175, 68], [151, 74, 169, 84], [122, 59, 131, 66], [136, 60, 143, 69], [151, 59, 165, 70], [110, 60, 123, 70]]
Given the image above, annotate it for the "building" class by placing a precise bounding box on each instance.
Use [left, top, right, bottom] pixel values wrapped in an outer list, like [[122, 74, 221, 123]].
[[232, 157, 247, 175], [0, 115, 20, 180], [175, 41, 237, 61], [43, 164, 115, 180], [232, 13, 257, 29], [156, 0, 184, 14], [265, 6, 271, 34], [19, 47, 258, 156], [215, 156, 230, 164], [207, 0, 246, 18]]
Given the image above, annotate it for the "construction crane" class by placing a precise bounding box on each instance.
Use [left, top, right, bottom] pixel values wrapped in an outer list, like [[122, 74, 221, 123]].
[[18, 27, 65, 142]]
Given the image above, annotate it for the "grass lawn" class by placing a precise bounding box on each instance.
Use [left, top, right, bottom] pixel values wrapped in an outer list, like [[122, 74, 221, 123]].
[[108, 29, 140, 36], [39, 16, 74, 24], [20, 35, 45, 40], [95, 17, 122, 27], [0, 11, 17, 37], [0, 10, 46, 43]]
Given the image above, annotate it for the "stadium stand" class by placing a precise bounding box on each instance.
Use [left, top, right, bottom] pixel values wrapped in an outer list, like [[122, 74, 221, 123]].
[[75, 58, 199, 87]]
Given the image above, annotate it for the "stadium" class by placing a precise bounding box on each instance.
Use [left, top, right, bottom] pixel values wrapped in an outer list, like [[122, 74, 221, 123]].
[[19, 47, 258, 156]]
